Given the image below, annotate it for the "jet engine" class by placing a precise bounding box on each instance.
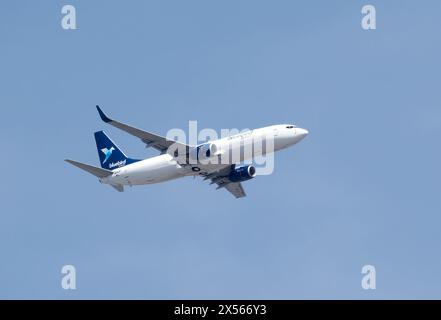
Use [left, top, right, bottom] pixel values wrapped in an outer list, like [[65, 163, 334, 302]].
[[228, 165, 257, 182]]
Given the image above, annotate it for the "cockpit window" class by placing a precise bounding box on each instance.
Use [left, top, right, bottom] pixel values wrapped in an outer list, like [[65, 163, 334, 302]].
[[286, 125, 295, 129]]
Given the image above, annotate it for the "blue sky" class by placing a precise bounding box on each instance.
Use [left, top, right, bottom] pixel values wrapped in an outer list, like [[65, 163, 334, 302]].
[[1, 0, 441, 299]]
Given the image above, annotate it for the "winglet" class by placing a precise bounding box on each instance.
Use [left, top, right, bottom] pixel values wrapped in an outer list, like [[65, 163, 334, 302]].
[[96, 105, 112, 123]]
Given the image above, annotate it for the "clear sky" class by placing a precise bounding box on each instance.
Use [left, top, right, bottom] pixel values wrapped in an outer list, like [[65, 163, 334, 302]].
[[1, 0, 441, 299]]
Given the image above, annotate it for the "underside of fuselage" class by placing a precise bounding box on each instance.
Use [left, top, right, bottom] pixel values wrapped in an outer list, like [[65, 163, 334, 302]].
[[101, 134, 300, 187]]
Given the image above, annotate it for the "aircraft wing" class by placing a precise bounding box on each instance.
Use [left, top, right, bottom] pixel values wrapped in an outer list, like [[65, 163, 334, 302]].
[[223, 182, 246, 198], [203, 165, 247, 198], [96, 105, 188, 153]]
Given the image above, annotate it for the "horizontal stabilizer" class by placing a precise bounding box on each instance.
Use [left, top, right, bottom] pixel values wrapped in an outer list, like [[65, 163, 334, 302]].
[[65, 159, 113, 178]]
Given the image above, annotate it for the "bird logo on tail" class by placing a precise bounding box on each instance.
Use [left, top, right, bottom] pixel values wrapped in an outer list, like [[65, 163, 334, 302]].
[[101, 147, 115, 164]]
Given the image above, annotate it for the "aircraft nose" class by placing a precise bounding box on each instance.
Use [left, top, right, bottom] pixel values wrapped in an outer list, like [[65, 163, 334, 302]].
[[296, 128, 309, 139]]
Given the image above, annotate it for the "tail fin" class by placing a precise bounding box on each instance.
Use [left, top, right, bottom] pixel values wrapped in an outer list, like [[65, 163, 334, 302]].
[[94, 131, 140, 170]]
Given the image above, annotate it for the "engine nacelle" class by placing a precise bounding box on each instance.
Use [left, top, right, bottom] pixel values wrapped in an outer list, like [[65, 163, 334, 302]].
[[228, 165, 256, 182], [194, 143, 218, 161]]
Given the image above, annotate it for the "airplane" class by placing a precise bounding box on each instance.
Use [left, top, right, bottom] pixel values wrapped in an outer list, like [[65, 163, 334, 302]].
[[65, 106, 308, 198]]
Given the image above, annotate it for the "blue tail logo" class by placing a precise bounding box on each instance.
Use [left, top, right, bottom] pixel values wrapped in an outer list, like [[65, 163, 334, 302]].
[[101, 147, 115, 164], [94, 131, 140, 170]]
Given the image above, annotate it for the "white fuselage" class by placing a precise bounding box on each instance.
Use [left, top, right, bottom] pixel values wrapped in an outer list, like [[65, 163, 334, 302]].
[[99, 125, 308, 187]]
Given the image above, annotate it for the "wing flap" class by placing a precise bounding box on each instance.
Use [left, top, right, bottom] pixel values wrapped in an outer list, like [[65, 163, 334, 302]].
[[224, 182, 246, 198]]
